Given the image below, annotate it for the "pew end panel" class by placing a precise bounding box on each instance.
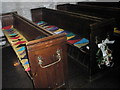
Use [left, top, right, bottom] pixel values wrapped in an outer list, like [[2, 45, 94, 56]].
[[26, 33, 68, 88], [89, 18, 115, 77], [2, 12, 17, 27]]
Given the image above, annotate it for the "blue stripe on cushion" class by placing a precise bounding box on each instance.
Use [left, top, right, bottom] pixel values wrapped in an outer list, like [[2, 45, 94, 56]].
[[74, 38, 89, 44]]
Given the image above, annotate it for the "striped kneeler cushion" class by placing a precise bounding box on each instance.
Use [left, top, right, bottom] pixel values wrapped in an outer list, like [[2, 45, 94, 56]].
[[36, 21, 89, 48], [2, 25, 30, 72]]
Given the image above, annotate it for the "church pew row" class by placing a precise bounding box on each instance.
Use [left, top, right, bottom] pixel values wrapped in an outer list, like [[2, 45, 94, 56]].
[[57, 3, 120, 30], [31, 7, 115, 80]]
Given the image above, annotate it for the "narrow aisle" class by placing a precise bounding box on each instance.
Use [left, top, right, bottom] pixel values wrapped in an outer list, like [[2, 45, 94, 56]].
[[2, 46, 33, 88]]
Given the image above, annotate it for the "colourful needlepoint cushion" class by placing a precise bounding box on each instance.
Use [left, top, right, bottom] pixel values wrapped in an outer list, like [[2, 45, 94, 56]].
[[114, 28, 120, 34], [44, 25, 56, 29], [19, 50, 26, 55], [40, 23, 48, 27], [17, 47, 25, 52], [43, 25, 50, 29], [42, 24, 50, 28], [12, 38, 23, 42], [21, 55, 27, 60], [74, 38, 89, 44], [67, 39, 82, 44], [14, 41, 26, 45], [5, 29, 14, 32], [68, 35, 82, 40], [54, 31, 64, 34], [54, 29, 64, 34], [67, 35, 75, 40], [37, 21, 46, 25], [54, 29, 64, 32], [25, 67, 30, 71], [47, 27, 59, 31], [9, 34, 18, 38], [7, 31, 16, 34], [16, 44, 26, 48], [66, 33, 76, 40], [9, 33, 17, 36], [6, 29, 14, 32], [46, 26, 57, 30], [66, 33, 75, 37], [74, 43, 89, 48], [10, 36, 20, 39], [2, 25, 13, 30], [23, 61, 29, 65], [61, 30, 70, 34], [73, 38, 89, 48]]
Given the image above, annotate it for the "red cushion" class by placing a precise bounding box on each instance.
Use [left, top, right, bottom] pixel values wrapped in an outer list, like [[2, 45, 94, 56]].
[[67, 39, 82, 44], [2, 25, 12, 30]]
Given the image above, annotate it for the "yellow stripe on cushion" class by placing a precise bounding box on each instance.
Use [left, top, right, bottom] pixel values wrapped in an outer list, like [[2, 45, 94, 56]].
[[54, 29, 64, 33], [74, 43, 89, 48], [67, 35, 75, 40], [114, 29, 120, 34]]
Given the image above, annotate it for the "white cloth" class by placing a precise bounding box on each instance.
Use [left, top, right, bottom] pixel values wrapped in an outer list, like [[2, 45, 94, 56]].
[[98, 38, 115, 57]]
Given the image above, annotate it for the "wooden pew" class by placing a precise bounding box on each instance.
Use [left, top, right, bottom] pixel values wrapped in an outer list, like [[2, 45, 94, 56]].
[[56, 3, 120, 74], [57, 3, 120, 28], [2, 12, 68, 88], [77, 2, 120, 8], [31, 7, 115, 81]]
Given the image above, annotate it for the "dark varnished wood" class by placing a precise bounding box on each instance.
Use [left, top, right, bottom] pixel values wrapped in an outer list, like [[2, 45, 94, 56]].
[[2, 12, 17, 27], [13, 13, 53, 41], [31, 7, 115, 80], [2, 12, 68, 88], [31, 7, 97, 39], [26, 34, 67, 88], [57, 4, 117, 77], [77, 2, 120, 8], [57, 3, 120, 28]]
